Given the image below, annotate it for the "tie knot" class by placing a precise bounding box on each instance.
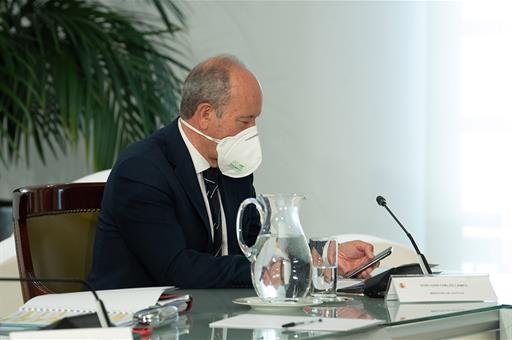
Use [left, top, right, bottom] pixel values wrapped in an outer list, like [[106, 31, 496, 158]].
[[203, 167, 219, 184]]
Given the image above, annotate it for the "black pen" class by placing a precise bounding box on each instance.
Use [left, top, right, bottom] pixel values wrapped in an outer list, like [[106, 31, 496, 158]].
[[282, 318, 322, 328]]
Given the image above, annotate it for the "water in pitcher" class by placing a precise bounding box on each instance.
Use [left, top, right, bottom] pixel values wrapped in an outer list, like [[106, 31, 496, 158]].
[[251, 234, 312, 301]]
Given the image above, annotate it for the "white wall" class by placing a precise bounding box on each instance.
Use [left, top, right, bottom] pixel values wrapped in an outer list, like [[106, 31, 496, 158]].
[[425, 3, 461, 269], [182, 1, 428, 246], [0, 142, 92, 199]]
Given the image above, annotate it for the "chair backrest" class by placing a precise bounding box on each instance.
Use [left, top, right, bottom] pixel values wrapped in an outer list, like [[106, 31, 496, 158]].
[[12, 183, 104, 302]]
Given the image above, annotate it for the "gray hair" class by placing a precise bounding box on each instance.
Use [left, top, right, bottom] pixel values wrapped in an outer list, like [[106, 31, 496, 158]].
[[180, 55, 245, 119]]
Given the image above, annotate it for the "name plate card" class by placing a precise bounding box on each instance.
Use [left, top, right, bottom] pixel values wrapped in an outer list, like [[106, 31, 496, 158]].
[[385, 274, 497, 303]]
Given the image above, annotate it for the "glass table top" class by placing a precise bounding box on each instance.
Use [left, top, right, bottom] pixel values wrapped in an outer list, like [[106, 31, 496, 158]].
[[149, 288, 512, 339]]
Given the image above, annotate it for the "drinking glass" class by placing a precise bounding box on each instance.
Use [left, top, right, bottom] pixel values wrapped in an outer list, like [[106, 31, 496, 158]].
[[309, 237, 338, 299]]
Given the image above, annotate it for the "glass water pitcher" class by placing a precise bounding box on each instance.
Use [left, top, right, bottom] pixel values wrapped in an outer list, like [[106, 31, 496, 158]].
[[236, 194, 312, 302]]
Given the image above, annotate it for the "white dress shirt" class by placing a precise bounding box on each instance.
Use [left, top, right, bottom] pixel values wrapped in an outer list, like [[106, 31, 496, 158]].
[[178, 119, 228, 255]]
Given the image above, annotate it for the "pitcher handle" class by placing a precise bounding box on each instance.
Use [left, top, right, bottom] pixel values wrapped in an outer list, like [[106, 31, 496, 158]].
[[236, 197, 265, 262]]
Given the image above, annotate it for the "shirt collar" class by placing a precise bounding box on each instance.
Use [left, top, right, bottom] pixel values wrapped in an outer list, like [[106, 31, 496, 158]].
[[178, 118, 210, 174]]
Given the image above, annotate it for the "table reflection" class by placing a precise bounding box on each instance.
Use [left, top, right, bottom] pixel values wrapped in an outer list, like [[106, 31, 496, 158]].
[[147, 289, 507, 339]]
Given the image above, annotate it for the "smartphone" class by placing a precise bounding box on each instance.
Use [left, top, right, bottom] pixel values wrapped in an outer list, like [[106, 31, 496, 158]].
[[345, 246, 393, 279]]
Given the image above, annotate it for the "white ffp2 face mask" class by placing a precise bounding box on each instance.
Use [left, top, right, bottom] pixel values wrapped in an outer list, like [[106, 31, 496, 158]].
[[180, 118, 263, 178]]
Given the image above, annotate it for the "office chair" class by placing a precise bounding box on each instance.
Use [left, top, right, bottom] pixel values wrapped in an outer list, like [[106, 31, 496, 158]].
[[13, 183, 104, 302]]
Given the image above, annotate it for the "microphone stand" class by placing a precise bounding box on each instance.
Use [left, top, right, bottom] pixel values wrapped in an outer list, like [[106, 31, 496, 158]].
[[376, 196, 432, 275]]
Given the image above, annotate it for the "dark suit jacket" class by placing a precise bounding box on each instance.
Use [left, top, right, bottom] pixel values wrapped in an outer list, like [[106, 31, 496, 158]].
[[87, 119, 260, 290]]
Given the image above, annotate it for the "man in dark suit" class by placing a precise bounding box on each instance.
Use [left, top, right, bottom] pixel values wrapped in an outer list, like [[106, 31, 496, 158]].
[[88, 55, 376, 290]]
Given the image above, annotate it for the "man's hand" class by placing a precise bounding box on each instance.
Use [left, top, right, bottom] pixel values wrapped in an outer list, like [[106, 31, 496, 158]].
[[338, 240, 377, 279]]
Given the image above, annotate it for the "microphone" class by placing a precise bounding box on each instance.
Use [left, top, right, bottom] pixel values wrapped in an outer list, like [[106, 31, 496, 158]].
[[376, 195, 432, 275], [0, 277, 112, 328]]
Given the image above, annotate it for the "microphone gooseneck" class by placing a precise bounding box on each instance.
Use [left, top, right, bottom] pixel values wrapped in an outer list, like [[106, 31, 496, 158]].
[[375, 195, 433, 275], [0, 276, 112, 328]]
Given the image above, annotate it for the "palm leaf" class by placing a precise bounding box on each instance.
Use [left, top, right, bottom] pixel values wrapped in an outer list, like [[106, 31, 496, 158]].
[[0, 0, 188, 172]]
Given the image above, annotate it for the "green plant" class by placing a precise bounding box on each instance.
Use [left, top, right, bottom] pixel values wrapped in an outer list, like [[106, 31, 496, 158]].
[[0, 0, 188, 171]]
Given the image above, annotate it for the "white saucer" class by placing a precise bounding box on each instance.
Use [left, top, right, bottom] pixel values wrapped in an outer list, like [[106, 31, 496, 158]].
[[232, 296, 322, 311]]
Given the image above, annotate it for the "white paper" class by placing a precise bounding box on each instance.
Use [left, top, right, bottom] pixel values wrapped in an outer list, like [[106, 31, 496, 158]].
[[0, 286, 175, 328], [21, 286, 175, 313], [209, 314, 383, 332], [337, 278, 364, 290], [9, 327, 132, 340]]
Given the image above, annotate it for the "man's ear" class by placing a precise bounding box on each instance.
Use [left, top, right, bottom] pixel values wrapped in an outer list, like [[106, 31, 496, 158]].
[[195, 102, 214, 129]]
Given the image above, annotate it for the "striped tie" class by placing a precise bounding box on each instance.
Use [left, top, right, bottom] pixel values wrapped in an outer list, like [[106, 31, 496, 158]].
[[203, 167, 222, 256]]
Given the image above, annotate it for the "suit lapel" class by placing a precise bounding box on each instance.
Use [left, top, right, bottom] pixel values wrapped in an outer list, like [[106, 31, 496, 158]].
[[163, 120, 212, 244], [175, 160, 212, 239], [219, 175, 242, 255]]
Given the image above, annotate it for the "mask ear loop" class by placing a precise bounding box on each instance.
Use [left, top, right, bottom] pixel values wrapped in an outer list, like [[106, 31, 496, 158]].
[[179, 118, 221, 143]]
